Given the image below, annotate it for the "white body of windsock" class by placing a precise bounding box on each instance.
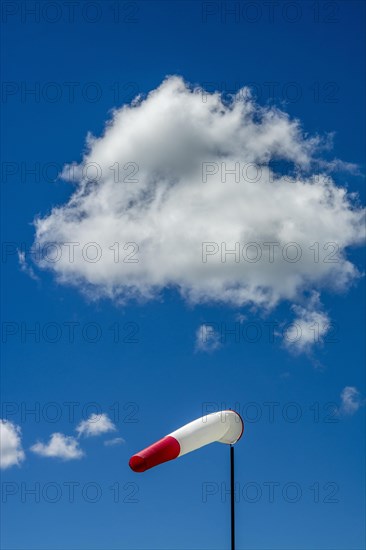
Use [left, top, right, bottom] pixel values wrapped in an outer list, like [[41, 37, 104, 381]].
[[129, 410, 243, 473]]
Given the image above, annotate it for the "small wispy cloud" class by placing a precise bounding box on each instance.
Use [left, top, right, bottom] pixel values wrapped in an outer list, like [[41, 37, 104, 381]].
[[195, 323, 222, 353], [30, 433, 84, 460], [17, 250, 39, 281], [316, 158, 361, 175], [76, 413, 117, 438], [104, 437, 125, 447], [283, 293, 330, 354], [0, 419, 25, 469], [339, 386, 364, 416], [235, 313, 247, 324]]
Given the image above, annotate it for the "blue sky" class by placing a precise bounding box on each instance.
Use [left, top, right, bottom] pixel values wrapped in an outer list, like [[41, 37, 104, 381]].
[[1, 1, 365, 549]]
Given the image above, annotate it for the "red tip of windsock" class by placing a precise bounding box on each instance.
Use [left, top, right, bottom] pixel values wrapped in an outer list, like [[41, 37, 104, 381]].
[[129, 435, 181, 473]]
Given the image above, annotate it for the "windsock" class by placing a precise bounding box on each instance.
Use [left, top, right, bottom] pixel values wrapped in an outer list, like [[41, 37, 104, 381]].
[[129, 410, 243, 473]]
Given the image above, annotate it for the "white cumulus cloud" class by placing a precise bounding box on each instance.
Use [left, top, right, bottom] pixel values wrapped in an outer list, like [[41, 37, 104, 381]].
[[33, 76, 364, 313], [0, 419, 25, 469], [30, 433, 84, 460], [76, 413, 116, 438], [339, 386, 364, 416]]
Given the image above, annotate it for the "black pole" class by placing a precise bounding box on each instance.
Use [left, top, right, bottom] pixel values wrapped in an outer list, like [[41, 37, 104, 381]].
[[230, 444, 235, 550]]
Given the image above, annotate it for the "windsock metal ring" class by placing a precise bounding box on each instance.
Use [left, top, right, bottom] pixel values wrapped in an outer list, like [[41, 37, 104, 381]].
[[129, 410, 244, 473]]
